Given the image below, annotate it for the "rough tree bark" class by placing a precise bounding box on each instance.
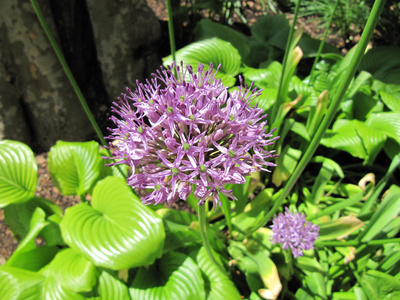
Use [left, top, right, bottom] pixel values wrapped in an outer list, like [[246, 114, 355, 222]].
[[0, 0, 162, 152]]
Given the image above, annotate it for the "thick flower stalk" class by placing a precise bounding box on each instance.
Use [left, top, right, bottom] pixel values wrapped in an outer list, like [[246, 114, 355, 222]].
[[270, 208, 319, 258], [106, 62, 278, 207]]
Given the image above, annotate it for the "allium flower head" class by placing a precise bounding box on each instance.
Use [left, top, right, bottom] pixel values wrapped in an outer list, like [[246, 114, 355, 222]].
[[106, 62, 278, 207], [270, 207, 319, 258]]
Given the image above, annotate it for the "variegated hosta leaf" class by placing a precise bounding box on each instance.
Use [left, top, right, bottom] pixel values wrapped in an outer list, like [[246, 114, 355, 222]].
[[48, 141, 102, 196], [60, 176, 165, 270], [0, 140, 37, 207]]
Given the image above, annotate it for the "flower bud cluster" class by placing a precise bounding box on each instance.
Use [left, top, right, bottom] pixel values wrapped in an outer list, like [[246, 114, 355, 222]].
[[106, 62, 278, 207], [270, 208, 319, 258]]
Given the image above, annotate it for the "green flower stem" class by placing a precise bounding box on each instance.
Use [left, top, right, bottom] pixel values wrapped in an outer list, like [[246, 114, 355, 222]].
[[250, 0, 386, 234], [271, 0, 301, 124], [198, 204, 226, 275], [166, 0, 176, 62], [30, 0, 106, 146], [315, 238, 400, 247], [309, 0, 340, 85]]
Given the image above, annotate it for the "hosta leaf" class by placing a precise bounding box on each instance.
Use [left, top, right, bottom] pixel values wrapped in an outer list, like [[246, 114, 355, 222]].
[[194, 19, 250, 59], [243, 63, 282, 90], [366, 112, 400, 145], [362, 270, 400, 299], [60, 176, 165, 270], [42, 276, 85, 300], [47, 248, 97, 292], [380, 91, 400, 113], [157, 208, 200, 251], [251, 15, 289, 45], [97, 271, 130, 300], [4, 197, 62, 239], [48, 141, 102, 196], [163, 37, 241, 87], [359, 46, 400, 85], [191, 247, 241, 300], [0, 140, 37, 207], [321, 119, 386, 163], [6, 207, 49, 267], [129, 251, 205, 300], [0, 266, 43, 300]]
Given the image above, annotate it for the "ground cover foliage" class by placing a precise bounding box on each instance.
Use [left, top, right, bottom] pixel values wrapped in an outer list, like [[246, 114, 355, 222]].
[[1, 0, 400, 299]]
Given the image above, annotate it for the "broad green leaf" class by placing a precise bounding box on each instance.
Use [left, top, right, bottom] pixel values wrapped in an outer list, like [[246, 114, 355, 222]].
[[318, 215, 363, 241], [97, 270, 130, 300], [0, 266, 44, 300], [42, 276, 85, 300], [359, 46, 400, 85], [304, 272, 327, 299], [380, 91, 400, 113], [191, 247, 241, 300], [321, 119, 386, 164], [48, 141, 102, 196], [163, 37, 241, 87], [251, 15, 289, 46], [7, 246, 58, 272], [194, 19, 250, 59], [0, 140, 37, 207], [6, 207, 49, 267], [295, 256, 324, 274], [272, 145, 302, 187], [157, 208, 201, 252], [47, 248, 97, 292], [243, 62, 282, 90], [362, 270, 400, 299], [361, 185, 400, 242], [366, 112, 400, 145], [60, 176, 165, 270], [4, 197, 62, 239], [129, 251, 205, 300]]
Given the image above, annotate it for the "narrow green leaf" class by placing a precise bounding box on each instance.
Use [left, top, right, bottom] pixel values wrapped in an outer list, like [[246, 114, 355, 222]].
[[361, 185, 400, 242], [0, 140, 37, 207], [318, 215, 364, 241], [272, 146, 302, 187], [60, 176, 165, 270], [48, 141, 102, 196]]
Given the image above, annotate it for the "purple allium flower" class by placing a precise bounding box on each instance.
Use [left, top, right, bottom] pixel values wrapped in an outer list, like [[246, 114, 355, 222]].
[[270, 208, 319, 258], [105, 62, 278, 207]]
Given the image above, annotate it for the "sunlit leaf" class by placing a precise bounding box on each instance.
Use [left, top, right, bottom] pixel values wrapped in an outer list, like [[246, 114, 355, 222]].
[[97, 270, 130, 300], [0, 266, 43, 300], [0, 140, 37, 207], [48, 141, 102, 196], [191, 247, 241, 300], [366, 112, 400, 145], [47, 248, 97, 292], [129, 251, 205, 300], [321, 119, 386, 163], [163, 37, 241, 87], [60, 176, 165, 270], [272, 146, 302, 187], [361, 185, 400, 242], [362, 270, 400, 299], [194, 19, 250, 59], [318, 215, 364, 241]]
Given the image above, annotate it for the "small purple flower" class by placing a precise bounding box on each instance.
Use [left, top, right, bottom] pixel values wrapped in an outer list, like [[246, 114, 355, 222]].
[[270, 208, 319, 258], [105, 62, 278, 207]]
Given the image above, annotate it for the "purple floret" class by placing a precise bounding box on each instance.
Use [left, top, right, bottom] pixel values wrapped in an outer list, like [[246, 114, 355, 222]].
[[270, 207, 320, 258], [105, 62, 278, 207]]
